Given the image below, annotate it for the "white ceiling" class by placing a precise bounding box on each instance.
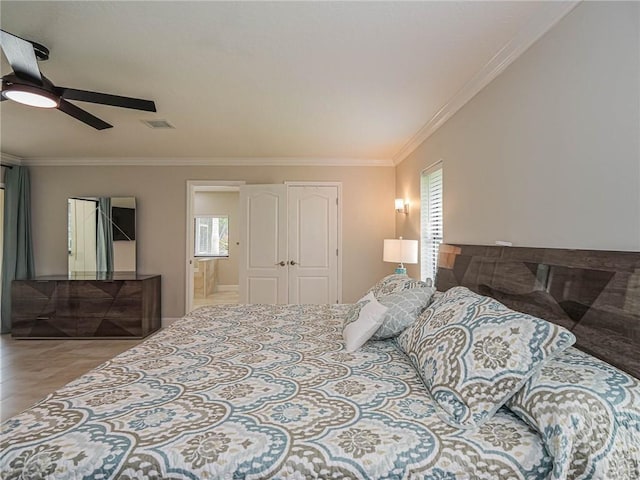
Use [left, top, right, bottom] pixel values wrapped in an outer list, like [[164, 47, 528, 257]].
[[0, 1, 576, 164]]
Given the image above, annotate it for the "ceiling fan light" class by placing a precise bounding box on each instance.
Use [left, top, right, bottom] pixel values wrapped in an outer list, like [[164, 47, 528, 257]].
[[3, 86, 59, 108]]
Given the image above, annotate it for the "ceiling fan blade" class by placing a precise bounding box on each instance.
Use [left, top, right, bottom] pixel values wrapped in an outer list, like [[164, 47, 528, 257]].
[[0, 30, 42, 84], [59, 87, 156, 112], [58, 99, 112, 130]]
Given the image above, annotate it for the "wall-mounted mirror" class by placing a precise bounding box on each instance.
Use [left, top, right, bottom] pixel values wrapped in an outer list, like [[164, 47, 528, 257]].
[[68, 196, 136, 274]]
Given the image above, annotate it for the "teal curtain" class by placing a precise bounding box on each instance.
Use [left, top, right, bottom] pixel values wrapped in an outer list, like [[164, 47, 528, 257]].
[[1, 166, 35, 333], [96, 197, 114, 272]]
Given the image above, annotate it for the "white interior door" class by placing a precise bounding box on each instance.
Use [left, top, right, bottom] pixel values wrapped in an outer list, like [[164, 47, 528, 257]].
[[239, 185, 288, 304], [288, 186, 339, 304]]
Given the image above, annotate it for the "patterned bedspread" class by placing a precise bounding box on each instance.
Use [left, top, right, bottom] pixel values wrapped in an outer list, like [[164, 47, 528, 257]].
[[1, 304, 553, 479]]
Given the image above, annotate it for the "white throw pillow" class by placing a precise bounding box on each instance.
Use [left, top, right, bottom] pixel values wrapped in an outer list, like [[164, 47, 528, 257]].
[[343, 292, 388, 352]]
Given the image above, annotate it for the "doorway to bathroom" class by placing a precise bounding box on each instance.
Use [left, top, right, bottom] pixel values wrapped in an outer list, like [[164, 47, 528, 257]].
[[186, 181, 244, 313]]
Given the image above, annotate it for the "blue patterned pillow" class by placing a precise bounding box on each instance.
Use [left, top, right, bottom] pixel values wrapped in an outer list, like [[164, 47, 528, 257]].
[[366, 274, 431, 299], [431, 291, 443, 302], [397, 286, 576, 429], [371, 287, 435, 340], [507, 347, 640, 480]]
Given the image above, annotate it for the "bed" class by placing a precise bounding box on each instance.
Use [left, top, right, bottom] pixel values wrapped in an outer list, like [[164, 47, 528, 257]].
[[1, 245, 639, 479]]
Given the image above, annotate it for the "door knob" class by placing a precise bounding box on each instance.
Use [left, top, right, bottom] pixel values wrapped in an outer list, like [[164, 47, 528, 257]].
[[289, 260, 297, 266], [276, 261, 286, 266]]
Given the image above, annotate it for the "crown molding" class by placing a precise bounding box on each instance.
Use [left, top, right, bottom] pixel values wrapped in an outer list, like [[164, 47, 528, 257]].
[[1, 152, 23, 165], [392, 0, 581, 166], [20, 156, 394, 167]]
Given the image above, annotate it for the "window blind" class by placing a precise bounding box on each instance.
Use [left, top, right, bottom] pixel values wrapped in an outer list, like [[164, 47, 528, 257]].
[[420, 165, 443, 282]]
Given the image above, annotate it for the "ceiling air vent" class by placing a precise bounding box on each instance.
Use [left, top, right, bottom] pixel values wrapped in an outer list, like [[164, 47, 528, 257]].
[[142, 119, 175, 129]]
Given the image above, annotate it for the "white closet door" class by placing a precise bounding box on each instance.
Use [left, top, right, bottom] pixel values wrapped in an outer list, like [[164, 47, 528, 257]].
[[239, 185, 288, 304], [288, 186, 338, 304]]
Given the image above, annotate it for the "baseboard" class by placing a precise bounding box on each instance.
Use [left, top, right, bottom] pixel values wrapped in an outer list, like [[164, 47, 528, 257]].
[[215, 285, 239, 292], [161, 317, 181, 328]]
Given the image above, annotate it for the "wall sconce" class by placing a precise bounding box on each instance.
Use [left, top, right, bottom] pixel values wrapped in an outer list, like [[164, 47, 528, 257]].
[[395, 198, 409, 214]]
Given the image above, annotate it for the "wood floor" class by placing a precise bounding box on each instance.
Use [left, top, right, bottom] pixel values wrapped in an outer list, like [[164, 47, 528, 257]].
[[0, 334, 144, 421], [0, 290, 238, 421]]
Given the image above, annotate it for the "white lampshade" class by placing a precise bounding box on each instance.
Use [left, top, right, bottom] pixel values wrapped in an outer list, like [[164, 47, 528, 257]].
[[383, 238, 418, 264]]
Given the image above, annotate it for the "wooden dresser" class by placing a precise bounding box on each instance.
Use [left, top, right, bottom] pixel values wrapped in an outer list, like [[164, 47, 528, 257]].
[[11, 274, 161, 339]]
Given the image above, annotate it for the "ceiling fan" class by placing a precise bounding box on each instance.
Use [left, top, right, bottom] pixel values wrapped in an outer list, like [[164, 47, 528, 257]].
[[0, 29, 156, 130]]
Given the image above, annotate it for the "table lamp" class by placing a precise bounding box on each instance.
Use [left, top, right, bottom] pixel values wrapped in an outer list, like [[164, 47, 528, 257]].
[[383, 237, 418, 275]]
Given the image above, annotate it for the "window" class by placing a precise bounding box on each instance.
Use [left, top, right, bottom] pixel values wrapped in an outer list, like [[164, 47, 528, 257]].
[[194, 215, 229, 257], [420, 163, 443, 282]]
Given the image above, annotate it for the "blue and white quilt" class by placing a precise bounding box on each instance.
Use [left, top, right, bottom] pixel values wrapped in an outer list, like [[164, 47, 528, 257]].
[[1, 304, 637, 479]]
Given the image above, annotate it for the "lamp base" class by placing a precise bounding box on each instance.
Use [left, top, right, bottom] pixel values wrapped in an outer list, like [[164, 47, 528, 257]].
[[395, 267, 407, 275]]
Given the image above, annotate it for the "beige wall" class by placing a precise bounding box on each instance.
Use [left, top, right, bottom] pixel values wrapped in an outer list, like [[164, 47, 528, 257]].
[[396, 1, 640, 279], [29, 165, 395, 317], [194, 191, 239, 285]]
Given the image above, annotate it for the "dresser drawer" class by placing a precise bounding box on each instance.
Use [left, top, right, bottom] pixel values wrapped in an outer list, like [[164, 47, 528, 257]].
[[11, 275, 161, 339]]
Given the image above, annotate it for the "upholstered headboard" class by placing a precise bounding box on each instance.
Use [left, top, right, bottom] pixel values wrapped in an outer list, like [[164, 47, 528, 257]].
[[435, 244, 640, 379]]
